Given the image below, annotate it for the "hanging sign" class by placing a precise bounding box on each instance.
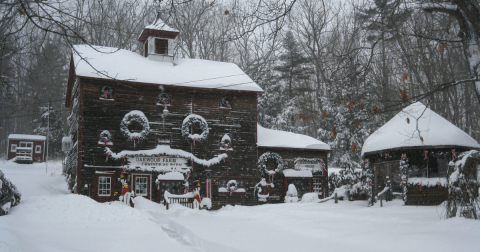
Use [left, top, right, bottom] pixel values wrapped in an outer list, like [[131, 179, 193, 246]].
[[295, 158, 321, 171], [128, 156, 188, 169]]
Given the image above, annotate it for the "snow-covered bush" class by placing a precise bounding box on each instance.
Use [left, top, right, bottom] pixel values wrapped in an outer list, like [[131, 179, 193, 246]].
[[0, 170, 21, 216], [328, 167, 367, 201], [445, 150, 480, 219], [285, 184, 298, 203]]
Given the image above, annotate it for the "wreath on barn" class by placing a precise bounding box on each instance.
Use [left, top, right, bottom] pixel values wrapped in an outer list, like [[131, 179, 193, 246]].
[[257, 152, 284, 177], [120, 110, 150, 142], [227, 180, 237, 191], [99, 130, 112, 146], [181, 114, 209, 143]]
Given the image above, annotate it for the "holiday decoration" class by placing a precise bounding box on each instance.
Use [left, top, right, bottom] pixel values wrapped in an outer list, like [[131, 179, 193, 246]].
[[98, 130, 112, 146], [257, 151, 284, 177], [181, 114, 209, 143], [157, 92, 170, 106], [220, 134, 233, 150], [452, 149, 455, 159], [227, 180, 237, 196], [219, 96, 232, 108], [119, 179, 129, 202], [120, 111, 150, 144], [424, 150, 428, 160], [399, 154, 409, 203], [293, 158, 323, 174], [100, 86, 114, 100], [193, 187, 201, 209]]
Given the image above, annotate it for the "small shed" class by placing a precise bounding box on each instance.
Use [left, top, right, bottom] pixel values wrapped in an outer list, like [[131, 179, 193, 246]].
[[257, 124, 331, 202], [7, 134, 46, 163], [362, 102, 480, 205]]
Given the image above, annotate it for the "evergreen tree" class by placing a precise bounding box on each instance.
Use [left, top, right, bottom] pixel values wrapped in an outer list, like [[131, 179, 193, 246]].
[[32, 106, 63, 159], [273, 31, 313, 131], [318, 58, 379, 169], [0, 170, 21, 216]]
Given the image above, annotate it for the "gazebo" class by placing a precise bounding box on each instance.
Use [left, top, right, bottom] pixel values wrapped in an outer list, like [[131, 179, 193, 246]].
[[362, 102, 480, 205]]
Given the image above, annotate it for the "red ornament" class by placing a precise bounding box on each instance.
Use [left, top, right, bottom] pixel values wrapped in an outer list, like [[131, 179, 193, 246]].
[[103, 91, 109, 98], [104, 138, 108, 146], [401, 153, 406, 160], [417, 182, 422, 191]]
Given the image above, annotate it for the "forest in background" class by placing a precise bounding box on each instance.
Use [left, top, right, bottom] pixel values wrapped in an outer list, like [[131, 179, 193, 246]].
[[1, 0, 479, 168]]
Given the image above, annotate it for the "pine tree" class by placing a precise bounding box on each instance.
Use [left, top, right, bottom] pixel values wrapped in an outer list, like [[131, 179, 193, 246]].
[[32, 106, 63, 159], [273, 31, 313, 131]]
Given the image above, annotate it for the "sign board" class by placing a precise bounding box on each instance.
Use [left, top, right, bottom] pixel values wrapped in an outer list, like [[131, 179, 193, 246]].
[[128, 156, 189, 170], [295, 159, 321, 171]]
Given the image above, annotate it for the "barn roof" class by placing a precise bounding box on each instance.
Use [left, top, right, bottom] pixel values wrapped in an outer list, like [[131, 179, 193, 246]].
[[8, 134, 46, 141], [361, 102, 480, 156], [71, 45, 263, 92], [257, 124, 330, 151]]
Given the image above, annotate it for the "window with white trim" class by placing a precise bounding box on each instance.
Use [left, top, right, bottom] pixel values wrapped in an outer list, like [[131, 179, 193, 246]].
[[35, 145, 41, 153], [313, 179, 322, 195], [19, 141, 33, 148], [135, 177, 148, 196], [98, 176, 112, 196], [11, 144, 17, 152]]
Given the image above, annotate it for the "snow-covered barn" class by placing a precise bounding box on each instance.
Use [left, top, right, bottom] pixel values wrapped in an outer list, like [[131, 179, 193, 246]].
[[362, 102, 480, 205], [7, 134, 46, 163], [256, 125, 330, 202], [63, 15, 328, 209]]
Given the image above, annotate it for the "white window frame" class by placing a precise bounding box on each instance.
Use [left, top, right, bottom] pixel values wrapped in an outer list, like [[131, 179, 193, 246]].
[[313, 179, 322, 195], [132, 174, 151, 199], [135, 177, 148, 196], [11, 144, 17, 152], [19, 141, 33, 148], [35, 145, 41, 153], [98, 176, 112, 196]]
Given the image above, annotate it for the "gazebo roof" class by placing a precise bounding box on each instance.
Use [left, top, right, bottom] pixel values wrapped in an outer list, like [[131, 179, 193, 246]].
[[362, 102, 480, 156]]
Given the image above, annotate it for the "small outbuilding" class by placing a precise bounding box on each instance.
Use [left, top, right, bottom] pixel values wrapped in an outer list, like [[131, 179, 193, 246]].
[[256, 124, 330, 202], [7, 134, 46, 163], [362, 102, 480, 205]]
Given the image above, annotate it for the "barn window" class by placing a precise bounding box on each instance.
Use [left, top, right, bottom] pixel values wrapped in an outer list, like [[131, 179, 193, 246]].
[[98, 176, 112, 196], [100, 86, 114, 100], [217, 179, 246, 194], [155, 39, 168, 54], [313, 178, 323, 195], [158, 180, 183, 202], [157, 93, 171, 106], [135, 177, 148, 196], [20, 141, 33, 148], [219, 96, 232, 109], [11, 144, 17, 152], [35, 145, 41, 153]]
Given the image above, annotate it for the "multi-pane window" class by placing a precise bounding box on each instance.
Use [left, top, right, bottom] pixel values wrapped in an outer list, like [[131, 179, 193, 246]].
[[11, 144, 17, 152], [135, 177, 148, 196], [35, 145, 41, 153], [20, 142, 33, 148], [155, 39, 168, 54], [159, 180, 183, 202], [98, 176, 111, 196], [313, 179, 322, 194]]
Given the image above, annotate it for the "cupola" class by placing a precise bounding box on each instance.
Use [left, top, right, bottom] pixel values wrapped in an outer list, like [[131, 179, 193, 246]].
[[138, 3, 179, 62]]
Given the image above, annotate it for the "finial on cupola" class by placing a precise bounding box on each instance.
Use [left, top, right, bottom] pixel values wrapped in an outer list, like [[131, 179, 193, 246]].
[[138, 0, 179, 62]]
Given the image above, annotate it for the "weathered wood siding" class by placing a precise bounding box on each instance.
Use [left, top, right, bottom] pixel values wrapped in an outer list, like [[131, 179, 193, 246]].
[[78, 77, 260, 209]]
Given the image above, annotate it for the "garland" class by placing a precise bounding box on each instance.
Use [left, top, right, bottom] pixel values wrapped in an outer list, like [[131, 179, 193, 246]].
[[400, 154, 409, 203], [120, 111, 150, 143], [257, 151, 284, 177], [181, 114, 209, 143]]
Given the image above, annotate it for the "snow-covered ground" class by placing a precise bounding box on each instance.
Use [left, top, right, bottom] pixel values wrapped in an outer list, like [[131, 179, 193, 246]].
[[1, 160, 478, 252]]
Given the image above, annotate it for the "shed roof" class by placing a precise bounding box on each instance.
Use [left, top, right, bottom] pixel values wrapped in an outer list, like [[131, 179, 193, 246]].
[[71, 45, 263, 92], [257, 124, 330, 151], [8, 134, 46, 141], [362, 102, 480, 156]]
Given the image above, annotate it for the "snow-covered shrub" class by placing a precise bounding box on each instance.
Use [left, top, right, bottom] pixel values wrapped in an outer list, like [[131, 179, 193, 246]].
[[445, 150, 480, 219], [328, 167, 367, 201], [0, 171, 21, 216]]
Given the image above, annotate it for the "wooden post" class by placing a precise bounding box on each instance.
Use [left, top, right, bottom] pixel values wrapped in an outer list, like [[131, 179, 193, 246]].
[[334, 192, 338, 203], [380, 195, 383, 207]]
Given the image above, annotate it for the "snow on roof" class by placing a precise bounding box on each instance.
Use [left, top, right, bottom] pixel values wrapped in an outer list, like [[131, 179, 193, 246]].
[[362, 102, 480, 156], [156, 172, 184, 181], [8, 134, 46, 141], [257, 124, 330, 150], [145, 17, 179, 32], [72, 45, 263, 92]]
